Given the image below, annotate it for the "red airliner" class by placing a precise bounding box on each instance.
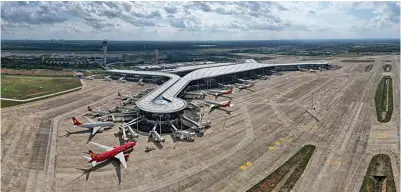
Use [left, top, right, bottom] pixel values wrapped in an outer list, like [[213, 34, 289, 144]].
[[85, 141, 136, 169]]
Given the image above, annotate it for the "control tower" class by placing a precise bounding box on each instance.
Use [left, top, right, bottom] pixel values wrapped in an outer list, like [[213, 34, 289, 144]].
[[102, 40, 108, 65]]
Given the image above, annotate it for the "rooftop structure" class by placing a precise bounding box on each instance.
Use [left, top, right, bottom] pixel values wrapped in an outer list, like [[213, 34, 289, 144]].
[[108, 60, 329, 114]]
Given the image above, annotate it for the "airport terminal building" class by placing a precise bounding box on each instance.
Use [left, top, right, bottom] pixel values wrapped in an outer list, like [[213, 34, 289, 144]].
[[108, 59, 331, 132]]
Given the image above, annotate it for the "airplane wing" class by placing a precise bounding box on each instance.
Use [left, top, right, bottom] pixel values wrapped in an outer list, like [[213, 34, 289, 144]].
[[84, 116, 96, 123], [114, 152, 128, 169], [91, 126, 100, 135], [90, 141, 113, 151]]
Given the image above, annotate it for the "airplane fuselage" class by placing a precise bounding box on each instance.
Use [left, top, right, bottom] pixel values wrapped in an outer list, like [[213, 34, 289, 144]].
[[92, 110, 108, 115], [89, 142, 136, 163], [204, 100, 231, 108], [238, 79, 256, 84], [80, 122, 114, 129]]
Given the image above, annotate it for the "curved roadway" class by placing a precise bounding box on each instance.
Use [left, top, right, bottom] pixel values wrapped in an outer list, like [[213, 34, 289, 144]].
[[109, 61, 328, 114]]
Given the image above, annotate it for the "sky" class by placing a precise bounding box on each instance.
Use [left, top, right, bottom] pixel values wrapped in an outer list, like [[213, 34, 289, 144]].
[[1, 1, 400, 41]]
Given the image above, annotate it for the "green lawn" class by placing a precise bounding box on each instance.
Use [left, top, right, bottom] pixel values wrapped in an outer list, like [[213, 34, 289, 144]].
[[1, 76, 81, 108], [360, 154, 396, 192], [1, 75, 81, 100], [375, 76, 393, 123], [247, 145, 315, 192]]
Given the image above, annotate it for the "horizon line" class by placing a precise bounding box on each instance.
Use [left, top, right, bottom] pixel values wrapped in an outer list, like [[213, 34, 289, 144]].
[[2, 38, 400, 42]]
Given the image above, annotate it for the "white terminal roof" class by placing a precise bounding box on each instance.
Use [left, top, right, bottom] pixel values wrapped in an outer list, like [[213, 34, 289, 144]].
[[167, 62, 238, 73], [109, 60, 329, 114]]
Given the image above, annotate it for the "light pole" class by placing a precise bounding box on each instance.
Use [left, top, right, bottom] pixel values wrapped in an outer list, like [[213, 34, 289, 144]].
[[311, 93, 314, 110]]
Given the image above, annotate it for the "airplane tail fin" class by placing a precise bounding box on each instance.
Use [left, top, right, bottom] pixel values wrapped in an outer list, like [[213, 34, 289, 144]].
[[72, 117, 82, 126], [88, 150, 97, 159], [87, 106, 92, 111]]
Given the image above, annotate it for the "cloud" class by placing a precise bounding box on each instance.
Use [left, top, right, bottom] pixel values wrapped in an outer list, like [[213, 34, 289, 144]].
[[1, 1, 399, 40]]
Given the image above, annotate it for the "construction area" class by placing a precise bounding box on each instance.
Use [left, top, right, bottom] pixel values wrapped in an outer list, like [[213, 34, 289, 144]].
[[1, 55, 399, 192]]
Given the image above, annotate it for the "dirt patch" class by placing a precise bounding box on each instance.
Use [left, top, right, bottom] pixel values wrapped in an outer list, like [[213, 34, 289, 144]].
[[342, 60, 375, 63], [375, 76, 393, 123], [383, 64, 392, 72], [247, 145, 316, 192], [365, 64, 374, 72], [360, 154, 397, 192]]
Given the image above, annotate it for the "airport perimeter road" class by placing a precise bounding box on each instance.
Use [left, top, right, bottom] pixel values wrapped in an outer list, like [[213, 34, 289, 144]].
[[0, 80, 151, 192]]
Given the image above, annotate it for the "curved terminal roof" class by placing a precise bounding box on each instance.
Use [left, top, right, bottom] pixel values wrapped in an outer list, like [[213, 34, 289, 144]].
[[166, 62, 238, 74], [109, 61, 328, 114]]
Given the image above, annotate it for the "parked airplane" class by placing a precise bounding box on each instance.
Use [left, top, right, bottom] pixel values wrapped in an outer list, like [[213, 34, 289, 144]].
[[72, 116, 114, 135], [103, 75, 112, 81], [203, 99, 233, 115], [207, 87, 233, 100], [118, 77, 127, 83], [297, 66, 309, 72], [235, 83, 255, 92], [238, 78, 257, 85], [86, 75, 96, 80], [170, 122, 195, 141], [117, 92, 131, 100], [87, 106, 109, 117], [309, 69, 318, 73], [271, 70, 283, 76], [149, 123, 165, 143], [84, 141, 136, 169], [138, 78, 144, 86], [204, 99, 233, 109], [216, 82, 234, 89], [258, 75, 270, 80]]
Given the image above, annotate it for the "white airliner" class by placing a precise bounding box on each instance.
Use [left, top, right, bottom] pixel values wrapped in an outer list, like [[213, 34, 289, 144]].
[[87, 106, 109, 116], [204, 99, 233, 109], [118, 92, 131, 100], [72, 116, 114, 135], [238, 78, 257, 85], [118, 77, 127, 83], [207, 87, 233, 100], [103, 75, 112, 81], [138, 78, 144, 86], [235, 83, 255, 91], [86, 75, 96, 80]]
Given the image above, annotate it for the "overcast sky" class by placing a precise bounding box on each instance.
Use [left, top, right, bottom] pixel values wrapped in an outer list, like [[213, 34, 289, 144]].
[[1, 1, 400, 40]]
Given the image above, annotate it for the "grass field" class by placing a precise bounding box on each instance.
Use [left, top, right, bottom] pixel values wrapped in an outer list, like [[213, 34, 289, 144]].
[[383, 64, 392, 72], [1, 75, 81, 107], [341, 60, 375, 63], [247, 145, 315, 192], [360, 154, 397, 192], [375, 76, 393, 123]]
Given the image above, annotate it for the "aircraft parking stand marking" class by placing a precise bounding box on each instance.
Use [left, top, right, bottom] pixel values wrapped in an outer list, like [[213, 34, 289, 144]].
[[328, 160, 343, 166], [376, 131, 388, 139], [240, 161, 253, 170]]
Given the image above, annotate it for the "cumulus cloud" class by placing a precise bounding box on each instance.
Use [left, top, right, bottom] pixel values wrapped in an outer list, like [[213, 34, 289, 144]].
[[0, 1, 399, 40]]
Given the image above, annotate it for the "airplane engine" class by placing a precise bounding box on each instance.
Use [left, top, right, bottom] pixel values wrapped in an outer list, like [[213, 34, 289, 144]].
[[124, 154, 130, 160], [98, 128, 104, 133]]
